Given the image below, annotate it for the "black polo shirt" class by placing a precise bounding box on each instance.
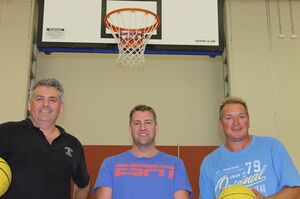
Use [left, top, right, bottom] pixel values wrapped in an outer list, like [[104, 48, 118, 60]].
[[0, 118, 90, 199]]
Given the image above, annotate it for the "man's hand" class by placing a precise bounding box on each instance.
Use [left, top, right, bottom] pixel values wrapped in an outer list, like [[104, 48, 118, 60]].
[[252, 187, 265, 199]]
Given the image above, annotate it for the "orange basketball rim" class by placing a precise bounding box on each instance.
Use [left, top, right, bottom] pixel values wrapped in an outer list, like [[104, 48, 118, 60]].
[[104, 8, 160, 67]]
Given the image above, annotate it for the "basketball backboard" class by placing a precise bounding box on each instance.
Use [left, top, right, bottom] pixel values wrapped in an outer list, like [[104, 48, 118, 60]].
[[37, 0, 224, 56]]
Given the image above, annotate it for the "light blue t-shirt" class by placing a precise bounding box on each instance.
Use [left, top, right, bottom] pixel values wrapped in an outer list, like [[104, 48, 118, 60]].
[[93, 150, 193, 199], [199, 135, 300, 199]]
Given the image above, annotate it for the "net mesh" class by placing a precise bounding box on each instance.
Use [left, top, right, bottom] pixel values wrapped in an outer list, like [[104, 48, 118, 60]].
[[104, 8, 160, 67]]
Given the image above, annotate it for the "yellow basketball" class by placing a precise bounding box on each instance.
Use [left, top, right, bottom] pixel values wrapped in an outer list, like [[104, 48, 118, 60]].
[[0, 157, 12, 197], [219, 185, 256, 199]]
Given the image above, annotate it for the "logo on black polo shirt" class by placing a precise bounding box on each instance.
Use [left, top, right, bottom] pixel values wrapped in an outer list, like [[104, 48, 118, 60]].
[[64, 147, 73, 157]]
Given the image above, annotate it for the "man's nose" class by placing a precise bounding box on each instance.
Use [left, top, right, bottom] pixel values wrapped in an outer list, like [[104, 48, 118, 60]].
[[139, 123, 146, 130], [233, 116, 240, 125], [43, 99, 49, 106]]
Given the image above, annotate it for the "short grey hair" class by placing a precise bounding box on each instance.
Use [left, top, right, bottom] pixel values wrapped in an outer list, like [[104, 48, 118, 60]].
[[28, 78, 64, 103]]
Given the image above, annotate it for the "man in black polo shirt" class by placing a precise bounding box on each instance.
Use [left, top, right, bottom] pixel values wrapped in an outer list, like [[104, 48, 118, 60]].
[[0, 78, 90, 199]]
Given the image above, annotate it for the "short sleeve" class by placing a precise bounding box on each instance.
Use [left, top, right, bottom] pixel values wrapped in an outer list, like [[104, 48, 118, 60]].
[[72, 146, 90, 188], [93, 158, 114, 194], [174, 159, 193, 197], [0, 123, 10, 158], [199, 159, 215, 199], [272, 139, 300, 188]]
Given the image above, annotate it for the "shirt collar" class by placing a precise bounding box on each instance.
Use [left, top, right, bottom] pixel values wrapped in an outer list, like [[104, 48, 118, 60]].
[[22, 118, 67, 136]]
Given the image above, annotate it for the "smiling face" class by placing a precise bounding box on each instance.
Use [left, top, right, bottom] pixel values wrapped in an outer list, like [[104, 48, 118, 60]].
[[28, 86, 64, 127], [129, 111, 158, 148], [219, 103, 250, 143]]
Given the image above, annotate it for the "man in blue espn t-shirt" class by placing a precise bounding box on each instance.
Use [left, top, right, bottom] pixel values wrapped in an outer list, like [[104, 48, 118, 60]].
[[93, 104, 193, 199]]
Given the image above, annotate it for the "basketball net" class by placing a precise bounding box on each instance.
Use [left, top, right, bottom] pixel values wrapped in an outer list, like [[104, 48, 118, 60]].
[[104, 8, 160, 67]]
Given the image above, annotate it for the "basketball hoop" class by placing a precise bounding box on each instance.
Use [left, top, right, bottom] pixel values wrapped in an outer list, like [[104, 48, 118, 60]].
[[104, 8, 160, 67]]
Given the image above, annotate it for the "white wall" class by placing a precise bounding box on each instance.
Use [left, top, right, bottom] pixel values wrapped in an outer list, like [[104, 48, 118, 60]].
[[0, 0, 35, 122], [36, 52, 225, 146], [225, 0, 300, 170], [1, 0, 299, 171]]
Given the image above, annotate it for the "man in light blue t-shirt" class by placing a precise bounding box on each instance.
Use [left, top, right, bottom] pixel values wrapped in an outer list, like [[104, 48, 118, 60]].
[[93, 104, 193, 199], [199, 97, 300, 199]]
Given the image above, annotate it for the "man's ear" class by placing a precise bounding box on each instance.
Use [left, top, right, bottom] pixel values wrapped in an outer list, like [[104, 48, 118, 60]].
[[27, 100, 32, 112], [128, 125, 132, 135], [59, 103, 64, 114], [219, 120, 223, 131]]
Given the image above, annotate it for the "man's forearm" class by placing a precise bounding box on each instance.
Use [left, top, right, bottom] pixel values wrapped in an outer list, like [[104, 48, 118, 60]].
[[73, 180, 91, 199], [267, 187, 300, 199]]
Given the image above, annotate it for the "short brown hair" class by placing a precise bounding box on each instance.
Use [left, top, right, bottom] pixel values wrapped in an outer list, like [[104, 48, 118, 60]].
[[219, 96, 249, 120], [129, 104, 157, 124]]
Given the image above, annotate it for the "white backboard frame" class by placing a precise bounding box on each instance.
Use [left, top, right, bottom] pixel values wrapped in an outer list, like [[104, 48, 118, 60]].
[[37, 0, 224, 56]]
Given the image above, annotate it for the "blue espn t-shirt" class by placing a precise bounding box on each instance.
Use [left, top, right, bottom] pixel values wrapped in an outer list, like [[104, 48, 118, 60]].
[[93, 150, 193, 199]]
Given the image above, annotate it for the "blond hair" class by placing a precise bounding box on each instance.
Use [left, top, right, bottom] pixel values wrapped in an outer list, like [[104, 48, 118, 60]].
[[219, 96, 249, 120]]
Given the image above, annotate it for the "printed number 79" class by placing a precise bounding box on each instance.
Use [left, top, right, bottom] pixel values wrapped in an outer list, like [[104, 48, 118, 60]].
[[245, 160, 261, 174]]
